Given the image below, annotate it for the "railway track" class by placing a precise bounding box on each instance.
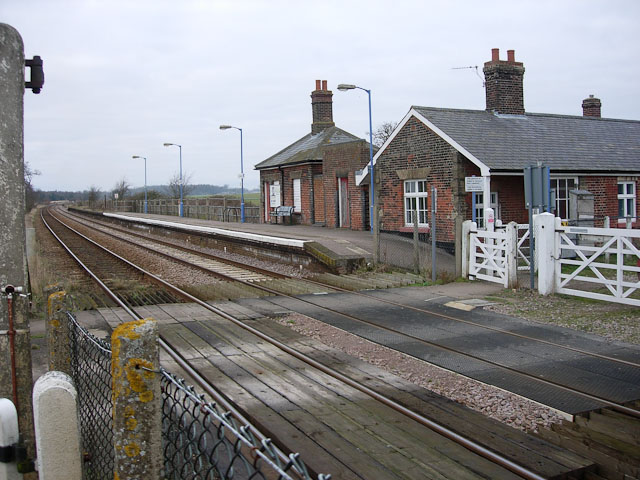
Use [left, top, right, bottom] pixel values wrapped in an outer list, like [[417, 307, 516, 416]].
[[43, 206, 640, 479], [56, 207, 640, 418]]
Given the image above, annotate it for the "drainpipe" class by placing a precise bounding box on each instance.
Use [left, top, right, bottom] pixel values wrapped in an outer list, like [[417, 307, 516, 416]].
[[1, 285, 23, 413]]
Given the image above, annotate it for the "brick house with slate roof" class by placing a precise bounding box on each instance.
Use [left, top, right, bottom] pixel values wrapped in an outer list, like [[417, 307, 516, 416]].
[[361, 48, 640, 250], [254, 80, 374, 229]]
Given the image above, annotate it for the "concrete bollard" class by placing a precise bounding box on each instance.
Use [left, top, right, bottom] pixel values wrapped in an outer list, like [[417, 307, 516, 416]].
[[111, 318, 162, 480], [32, 372, 82, 480], [46, 291, 71, 375], [0, 398, 20, 480]]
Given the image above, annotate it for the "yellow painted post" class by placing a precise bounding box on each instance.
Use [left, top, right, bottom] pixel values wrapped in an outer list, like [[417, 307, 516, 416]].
[[111, 318, 162, 480]]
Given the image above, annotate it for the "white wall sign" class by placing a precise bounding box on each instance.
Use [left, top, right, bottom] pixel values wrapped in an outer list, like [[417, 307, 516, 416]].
[[465, 176, 484, 192]]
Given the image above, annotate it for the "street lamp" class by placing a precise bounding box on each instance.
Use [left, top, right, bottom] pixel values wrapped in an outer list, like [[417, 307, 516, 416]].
[[219, 125, 245, 223], [337, 83, 374, 232], [163, 142, 183, 217], [132, 155, 147, 214]]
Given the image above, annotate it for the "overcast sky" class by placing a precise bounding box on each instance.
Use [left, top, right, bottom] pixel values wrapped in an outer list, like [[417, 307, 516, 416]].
[[3, 0, 639, 193]]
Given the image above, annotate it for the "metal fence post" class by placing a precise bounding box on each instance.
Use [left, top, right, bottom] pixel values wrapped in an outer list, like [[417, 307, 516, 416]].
[[112, 318, 162, 480], [413, 209, 420, 274]]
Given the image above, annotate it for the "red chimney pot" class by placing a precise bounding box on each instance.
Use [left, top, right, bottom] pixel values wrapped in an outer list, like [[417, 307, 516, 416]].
[[507, 50, 515, 62], [491, 48, 500, 62], [315, 79, 321, 90], [322, 80, 327, 90]]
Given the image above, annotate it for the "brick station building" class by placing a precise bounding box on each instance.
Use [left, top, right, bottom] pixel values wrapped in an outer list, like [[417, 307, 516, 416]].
[[254, 80, 374, 229], [364, 48, 640, 251]]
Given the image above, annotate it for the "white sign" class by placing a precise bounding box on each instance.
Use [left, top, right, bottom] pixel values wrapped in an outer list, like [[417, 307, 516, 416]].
[[465, 176, 484, 192]]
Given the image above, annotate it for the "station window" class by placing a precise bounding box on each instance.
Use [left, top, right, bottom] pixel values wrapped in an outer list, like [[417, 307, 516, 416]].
[[618, 181, 636, 221], [404, 180, 428, 226], [551, 177, 577, 220], [473, 192, 499, 228]]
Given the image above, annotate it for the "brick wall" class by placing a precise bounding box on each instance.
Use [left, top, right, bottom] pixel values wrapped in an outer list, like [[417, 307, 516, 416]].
[[376, 117, 467, 244], [483, 49, 525, 115], [322, 140, 371, 230], [582, 176, 639, 227]]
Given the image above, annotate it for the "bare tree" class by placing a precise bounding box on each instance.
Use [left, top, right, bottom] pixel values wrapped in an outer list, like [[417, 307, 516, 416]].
[[372, 121, 398, 148], [24, 161, 41, 211], [112, 177, 130, 199], [87, 185, 100, 208], [166, 171, 194, 199]]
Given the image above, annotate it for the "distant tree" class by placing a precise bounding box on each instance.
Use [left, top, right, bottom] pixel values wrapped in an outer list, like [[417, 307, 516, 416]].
[[166, 171, 194, 199], [130, 189, 163, 201], [372, 121, 398, 148], [24, 161, 41, 212], [112, 178, 130, 199], [87, 185, 101, 208]]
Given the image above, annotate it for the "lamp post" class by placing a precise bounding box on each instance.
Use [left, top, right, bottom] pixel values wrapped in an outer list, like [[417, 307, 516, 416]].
[[132, 155, 147, 214], [219, 125, 245, 223], [163, 143, 183, 217], [337, 84, 374, 232]]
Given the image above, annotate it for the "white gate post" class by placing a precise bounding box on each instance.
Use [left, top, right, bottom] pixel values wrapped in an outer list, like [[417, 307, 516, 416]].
[[0, 398, 20, 480], [535, 213, 556, 295], [506, 222, 518, 289], [33, 372, 82, 480], [461, 220, 475, 278]]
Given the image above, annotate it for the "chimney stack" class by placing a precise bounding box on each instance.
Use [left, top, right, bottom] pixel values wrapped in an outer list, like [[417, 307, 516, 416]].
[[311, 79, 335, 134], [582, 95, 601, 118], [483, 48, 525, 115]]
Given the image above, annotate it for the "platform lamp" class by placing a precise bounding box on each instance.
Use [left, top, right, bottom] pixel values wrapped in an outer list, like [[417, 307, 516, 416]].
[[132, 155, 148, 214], [219, 125, 245, 223], [163, 142, 183, 217], [337, 84, 374, 232]]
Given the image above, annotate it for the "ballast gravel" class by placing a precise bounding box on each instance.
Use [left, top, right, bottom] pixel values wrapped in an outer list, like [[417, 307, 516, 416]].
[[274, 312, 566, 433]]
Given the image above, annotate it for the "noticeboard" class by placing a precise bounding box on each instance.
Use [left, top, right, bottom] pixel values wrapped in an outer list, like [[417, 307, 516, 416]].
[[465, 176, 484, 192]]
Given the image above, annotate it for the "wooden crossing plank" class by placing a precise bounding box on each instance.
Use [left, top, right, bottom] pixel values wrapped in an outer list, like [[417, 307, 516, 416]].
[[169, 316, 519, 479], [250, 318, 594, 478]]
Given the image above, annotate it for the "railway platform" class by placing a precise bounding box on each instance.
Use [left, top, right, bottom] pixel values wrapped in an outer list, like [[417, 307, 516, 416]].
[[88, 210, 458, 274]]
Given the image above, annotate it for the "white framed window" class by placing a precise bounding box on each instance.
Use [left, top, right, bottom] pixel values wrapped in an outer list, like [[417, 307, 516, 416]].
[[473, 192, 499, 228], [618, 181, 636, 221], [551, 177, 577, 220], [293, 178, 301, 213], [404, 180, 428, 226]]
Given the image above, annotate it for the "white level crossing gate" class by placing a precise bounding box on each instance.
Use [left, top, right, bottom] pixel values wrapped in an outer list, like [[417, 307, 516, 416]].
[[555, 222, 640, 306], [464, 214, 640, 306]]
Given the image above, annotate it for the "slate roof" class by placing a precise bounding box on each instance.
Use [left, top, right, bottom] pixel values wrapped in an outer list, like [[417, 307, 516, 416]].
[[412, 106, 640, 172], [254, 126, 363, 170]]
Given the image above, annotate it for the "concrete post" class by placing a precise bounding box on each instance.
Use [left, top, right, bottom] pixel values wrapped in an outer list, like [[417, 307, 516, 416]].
[[112, 319, 162, 480], [505, 222, 518, 289], [32, 372, 82, 480], [535, 213, 556, 295], [0, 398, 20, 480], [47, 291, 71, 375], [0, 23, 36, 464], [461, 220, 475, 278]]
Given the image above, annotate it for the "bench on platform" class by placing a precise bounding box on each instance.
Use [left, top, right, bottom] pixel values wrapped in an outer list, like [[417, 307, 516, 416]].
[[271, 206, 295, 224]]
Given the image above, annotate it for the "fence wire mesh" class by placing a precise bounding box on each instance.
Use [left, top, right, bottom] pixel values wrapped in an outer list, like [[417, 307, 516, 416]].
[[65, 312, 327, 480], [67, 312, 114, 479]]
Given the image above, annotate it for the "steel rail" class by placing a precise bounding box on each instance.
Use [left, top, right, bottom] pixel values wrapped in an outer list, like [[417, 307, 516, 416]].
[[57, 207, 640, 418], [65, 206, 639, 369], [46, 208, 550, 480], [41, 208, 309, 479]]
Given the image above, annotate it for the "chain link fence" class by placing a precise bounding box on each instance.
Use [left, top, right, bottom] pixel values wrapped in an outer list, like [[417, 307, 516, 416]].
[[65, 312, 326, 480]]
